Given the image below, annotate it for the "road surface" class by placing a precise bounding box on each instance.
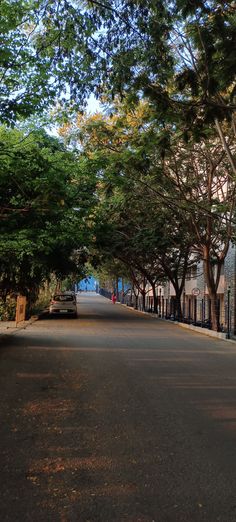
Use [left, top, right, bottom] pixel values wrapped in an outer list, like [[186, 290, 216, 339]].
[[1, 293, 236, 521]]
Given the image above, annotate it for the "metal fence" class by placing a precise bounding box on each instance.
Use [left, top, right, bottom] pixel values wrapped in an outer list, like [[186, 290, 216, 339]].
[[99, 288, 227, 333], [99, 288, 112, 300]]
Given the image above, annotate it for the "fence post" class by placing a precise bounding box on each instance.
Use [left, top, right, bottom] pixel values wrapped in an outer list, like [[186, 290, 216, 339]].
[[226, 285, 231, 339], [159, 288, 162, 317], [183, 288, 186, 320], [194, 297, 197, 324], [201, 299, 204, 327], [15, 295, 27, 327]]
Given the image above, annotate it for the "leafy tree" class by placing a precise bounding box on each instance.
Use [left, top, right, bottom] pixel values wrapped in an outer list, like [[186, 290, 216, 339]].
[[0, 0, 100, 123], [63, 98, 235, 329], [0, 126, 96, 308], [1, 0, 235, 136], [93, 178, 196, 315], [161, 132, 236, 331], [68, 105, 192, 314]]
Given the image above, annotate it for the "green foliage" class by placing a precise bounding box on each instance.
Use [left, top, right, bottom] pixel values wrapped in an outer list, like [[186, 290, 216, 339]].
[[67, 93, 235, 318], [1, 0, 235, 330], [0, 126, 97, 301], [0, 297, 16, 321], [0, 0, 235, 132]]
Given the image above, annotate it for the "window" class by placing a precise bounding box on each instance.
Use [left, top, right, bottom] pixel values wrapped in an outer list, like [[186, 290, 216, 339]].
[[54, 295, 74, 302]]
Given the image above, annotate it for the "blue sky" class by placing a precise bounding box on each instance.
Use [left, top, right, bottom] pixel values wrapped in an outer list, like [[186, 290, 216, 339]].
[[86, 94, 101, 114]]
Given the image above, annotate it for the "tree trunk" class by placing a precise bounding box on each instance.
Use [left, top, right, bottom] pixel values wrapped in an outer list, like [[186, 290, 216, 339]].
[[208, 287, 219, 331], [55, 279, 61, 293], [175, 289, 183, 321], [150, 282, 158, 313], [115, 276, 119, 301], [215, 118, 236, 176], [169, 279, 184, 321], [203, 250, 221, 331], [121, 278, 125, 303], [141, 291, 145, 311], [142, 278, 146, 311]]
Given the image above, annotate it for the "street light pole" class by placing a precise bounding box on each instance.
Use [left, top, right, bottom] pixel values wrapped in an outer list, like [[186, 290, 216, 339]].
[[183, 287, 186, 321], [226, 285, 231, 339]]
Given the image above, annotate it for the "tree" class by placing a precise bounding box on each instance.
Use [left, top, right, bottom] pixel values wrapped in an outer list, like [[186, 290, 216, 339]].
[[1, 1, 235, 136], [0, 126, 96, 306], [151, 122, 235, 331], [62, 97, 235, 329], [0, 0, 101, 123], [68, 104, 193, 315]]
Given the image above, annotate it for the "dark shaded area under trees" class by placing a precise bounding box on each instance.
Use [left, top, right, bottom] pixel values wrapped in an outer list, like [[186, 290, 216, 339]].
[[0, 1, 236, 329]]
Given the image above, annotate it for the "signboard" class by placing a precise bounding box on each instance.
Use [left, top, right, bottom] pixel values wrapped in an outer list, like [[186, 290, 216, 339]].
[[192, 287, 200, 296], [15, 295, 27, 325]]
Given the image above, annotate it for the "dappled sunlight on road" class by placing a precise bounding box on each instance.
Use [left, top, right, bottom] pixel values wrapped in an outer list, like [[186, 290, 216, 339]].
[[11, 354, 154, 521], [2, 293, 236, 520], [29, 456, 114, 474], [17, 372, 55, 379], [23, 398, 75, 417]]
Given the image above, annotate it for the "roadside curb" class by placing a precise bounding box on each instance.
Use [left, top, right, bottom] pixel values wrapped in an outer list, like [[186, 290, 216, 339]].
[[0, 314, 39, 342]]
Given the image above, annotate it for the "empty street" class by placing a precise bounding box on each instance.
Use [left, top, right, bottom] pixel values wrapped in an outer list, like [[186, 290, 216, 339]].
[[1, 293, 236, 521]]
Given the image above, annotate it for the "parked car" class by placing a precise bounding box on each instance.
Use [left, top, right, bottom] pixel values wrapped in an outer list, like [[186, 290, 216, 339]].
[[63, 290, 78, 300], [49, 293, 77, 317]]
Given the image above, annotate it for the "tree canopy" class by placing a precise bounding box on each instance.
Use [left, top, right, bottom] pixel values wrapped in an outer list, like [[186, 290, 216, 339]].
[[0, 126, 96, 301], [1, 1, 235, 128], [62, 93, 236, 327], [1, 1, 236, 330]]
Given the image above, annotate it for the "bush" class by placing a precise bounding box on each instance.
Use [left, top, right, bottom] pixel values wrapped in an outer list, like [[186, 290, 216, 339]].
[[29, 296, 50, 316], [0, 298, 16, 321]]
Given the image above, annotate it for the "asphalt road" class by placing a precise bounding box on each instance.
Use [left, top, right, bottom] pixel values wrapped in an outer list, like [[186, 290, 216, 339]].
[[1, 293, 236, 521]]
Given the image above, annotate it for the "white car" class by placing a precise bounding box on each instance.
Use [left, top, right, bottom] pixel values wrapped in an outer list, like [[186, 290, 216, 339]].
[[49, 293, 77, 317]]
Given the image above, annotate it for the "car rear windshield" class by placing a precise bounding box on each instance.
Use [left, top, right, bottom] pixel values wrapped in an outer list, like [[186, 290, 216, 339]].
[[53, 295, 74, 302]]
